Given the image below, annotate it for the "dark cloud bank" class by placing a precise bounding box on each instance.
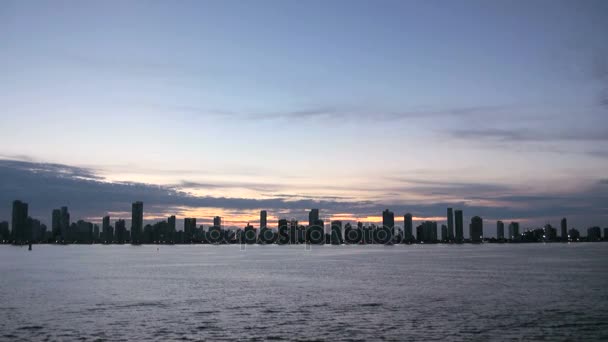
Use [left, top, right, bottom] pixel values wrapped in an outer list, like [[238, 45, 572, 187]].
[[0, 159, 606, 231]]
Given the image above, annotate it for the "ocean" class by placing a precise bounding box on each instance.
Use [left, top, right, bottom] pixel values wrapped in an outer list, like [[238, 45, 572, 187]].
[[1, 243, 607, 341]]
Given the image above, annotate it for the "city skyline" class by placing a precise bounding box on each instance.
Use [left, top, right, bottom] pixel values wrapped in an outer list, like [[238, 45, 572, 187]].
[[2, 198, 606, 243], [1, 1, 607, 229]]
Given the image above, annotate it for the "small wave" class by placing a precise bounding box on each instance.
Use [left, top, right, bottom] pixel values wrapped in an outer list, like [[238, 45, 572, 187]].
[[17, 325, 44, 331], [262, 308, 283, 314], [359, 302, 383, 307], [116, 301, 168, 309], [194, 310, 218, 316]]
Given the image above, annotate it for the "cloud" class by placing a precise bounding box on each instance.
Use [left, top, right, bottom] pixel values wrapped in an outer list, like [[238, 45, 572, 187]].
[[450, 128, 608, 142], [385, 177, 513, 192], [252, 104, 513, 121], [176, 180, 282, 193], [267, 193, 355, 201], [150, 101, 517, 123], [382, 105, 513, 121], [0, 159, 103, 180]]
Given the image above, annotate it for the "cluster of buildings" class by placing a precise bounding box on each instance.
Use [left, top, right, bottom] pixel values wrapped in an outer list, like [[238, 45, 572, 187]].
[[1, 200, 607, 245]]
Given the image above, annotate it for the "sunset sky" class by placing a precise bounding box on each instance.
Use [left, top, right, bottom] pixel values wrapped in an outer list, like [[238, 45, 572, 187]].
[[1, 0, 607, 234]]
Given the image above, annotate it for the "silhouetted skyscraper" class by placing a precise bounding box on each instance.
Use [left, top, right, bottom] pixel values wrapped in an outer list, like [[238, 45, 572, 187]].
[[115, 219, 126, 243], [102, 215, 112, 242], [544, 224, 557, 241], [131, 201, 143, 244], [447, 208, 454, 240], [560, 218, 567, 241], [417, 221, 437, 243], [497, 220, 505, 240], [454, 210, 463, 243], [184, 218, 196, 241], [289, 219, 298, 244], [404, 213, 413, 242], [242, 223, 256, 244], [168, 215, 176, 241], [331, 220, 343, 244], [213, 216, 221, 228], [278, 218, 288, 244], [39, 223, 47, 241], [587, 227, 601, 241], [470, 216, 483, 243], [260, 210, 267, 229], [441, 224, 448, 241], [568, 228, 579, 241], [508, 222, 520, 240], [167, 215, 176, 230], [28, 217, 42, 242], [382, 209, 395, 236], [308, 209, 319, 227], [52, 209, 61, 240], [60, 206, 70, 241], [0, 221, 9, 241], [12, 200, 29, 243]]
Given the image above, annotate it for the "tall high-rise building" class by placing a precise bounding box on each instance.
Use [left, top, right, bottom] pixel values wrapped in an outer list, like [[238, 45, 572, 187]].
[[382, 209, 395, 236], [497, 220, 505, 240], [278, 218, 288, 244], [39, 223, 47, 241], [28, 217, 42, 242], [454, 210, 464, 243], [417, 221, 437, 243], [0, 221, 10, 241], [115, 219, 126, 243], [93, 224, 100, 240], [544, 224, 557, 241], [308, 209, 319, 227], [289, 219, 298, 244], [165, 215, 176, 243], [260, 210, 267, 229], [447, 208, 454, 240], [404, 213, 413, 241], [587, 227, 601, 241], [131, 201, 143, 244], [52, 209, 61, 240], [102, 215, 112, 242], [168, 215, 176, 232], [331, 220, 343, 244], [184, 218, 196, 241], [60, 206, 70, 241], [568, 228, 580, 241], [470, 216, 483, 243], [12, 200, 29, 242], [508, 222, 520, 240], [560, 218, 567, 241], [441, 224, 448, 241], [213, 216, 222, 228]]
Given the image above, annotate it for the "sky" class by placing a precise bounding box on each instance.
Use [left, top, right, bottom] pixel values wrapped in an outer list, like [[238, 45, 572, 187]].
[[1, 0, 607, 235]]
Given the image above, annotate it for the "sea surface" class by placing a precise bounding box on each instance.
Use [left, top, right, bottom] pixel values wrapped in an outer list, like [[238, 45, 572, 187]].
[[0, 243, 607, 341]]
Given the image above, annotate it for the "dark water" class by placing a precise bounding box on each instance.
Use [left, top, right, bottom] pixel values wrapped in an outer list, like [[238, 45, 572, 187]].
[[1, 243, 607, 341]]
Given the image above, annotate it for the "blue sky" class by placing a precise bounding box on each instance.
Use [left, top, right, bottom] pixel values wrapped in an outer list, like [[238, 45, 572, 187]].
[[0, 0, 607, 232]]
